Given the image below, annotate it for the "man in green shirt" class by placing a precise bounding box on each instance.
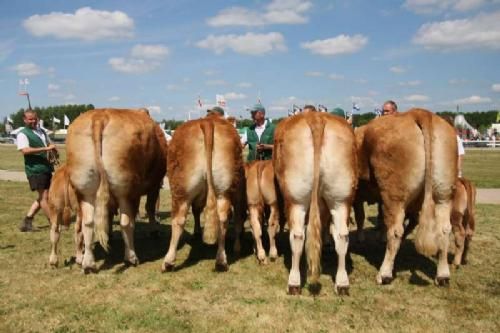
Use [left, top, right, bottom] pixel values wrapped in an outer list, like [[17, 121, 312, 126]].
[[16, 110, 57, 232], [242, 103, 275, 161]]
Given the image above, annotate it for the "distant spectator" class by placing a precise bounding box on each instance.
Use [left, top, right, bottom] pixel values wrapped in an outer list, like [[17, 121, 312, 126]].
[[382, 100, 398, 116]]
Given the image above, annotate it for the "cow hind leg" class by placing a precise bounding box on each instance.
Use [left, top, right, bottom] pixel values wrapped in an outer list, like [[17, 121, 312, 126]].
[[49, 212, 61, 267], [80, 200, 97, 273], [353, 200, 366, 243], [376, 205, 405, 285], [249, 205, 266, 264], [451, 211, 466, 268], [119, 198, 139, 266], [74, 211, 84, 265], [267, 203, 280, 261], [287, 204, 306, 295], [215, 197, 232, 272], [435, 202, 452, 286], [329, 202, 350, 295], [162, 201, 189, 271]]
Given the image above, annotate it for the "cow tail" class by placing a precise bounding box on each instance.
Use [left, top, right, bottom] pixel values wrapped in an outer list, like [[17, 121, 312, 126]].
[[62, 168, 72, 227], [305, 115, 326, 284], [93, 117, 111, 252], [414, 111, 438, 257], [463, 178, 476, 234], [201, 120, 219, 245]]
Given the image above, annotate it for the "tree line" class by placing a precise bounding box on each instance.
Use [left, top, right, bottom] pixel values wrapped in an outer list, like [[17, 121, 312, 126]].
[[1, 105, 498, 135]]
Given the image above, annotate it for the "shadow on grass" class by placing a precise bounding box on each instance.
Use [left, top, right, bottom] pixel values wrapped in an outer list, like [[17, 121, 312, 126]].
[[349, 226, 435, 286]]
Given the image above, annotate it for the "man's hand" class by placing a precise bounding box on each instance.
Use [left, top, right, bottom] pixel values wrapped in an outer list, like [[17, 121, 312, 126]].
[[46, 144, 57, 151]]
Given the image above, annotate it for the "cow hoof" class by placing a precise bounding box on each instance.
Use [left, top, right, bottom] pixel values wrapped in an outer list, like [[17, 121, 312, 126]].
[[215, 263, 229, 272], [288, 285, 301, 295], [269, 256, 277, 263], [125, 259, 139, 267], [382, 276, 393, 285], [50, 262, 58, 268], [435, 277, 450, 287], [82, 266, 97, 274], [257, 257, 268, 265], [461, 258, 468, 265], [336, 286, 350, 296], [162, 263, 175, 272]]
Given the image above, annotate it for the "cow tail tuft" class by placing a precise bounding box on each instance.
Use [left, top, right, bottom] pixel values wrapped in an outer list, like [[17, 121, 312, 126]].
[[305, 114, 326, 284]]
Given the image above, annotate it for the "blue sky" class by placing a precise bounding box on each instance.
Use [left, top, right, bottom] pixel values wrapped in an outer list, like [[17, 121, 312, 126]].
[[1, 0, 500, 121]]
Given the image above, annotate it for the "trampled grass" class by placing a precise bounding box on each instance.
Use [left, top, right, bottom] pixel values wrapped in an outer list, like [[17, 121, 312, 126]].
[[0, 180, 499, 332]]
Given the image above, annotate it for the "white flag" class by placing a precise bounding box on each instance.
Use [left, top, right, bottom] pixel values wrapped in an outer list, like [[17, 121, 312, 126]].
[[7, 116, 13, 124], [64, 114, 70, 126], [53, 116, 61, 124], [216, 94, 226, 107]]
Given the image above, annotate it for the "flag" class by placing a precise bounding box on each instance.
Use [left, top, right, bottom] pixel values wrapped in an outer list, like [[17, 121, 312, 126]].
[[216, 94, 226, 107], [18, 91, 29, 96], [293, 104, 302, 114], [352, 103, 360, 112], [318, 104, 328, 112], [64, 115, 70, 126], [7, 116, 13, 124], [374, 108, 382, 117], [53, 116, 61, 124]]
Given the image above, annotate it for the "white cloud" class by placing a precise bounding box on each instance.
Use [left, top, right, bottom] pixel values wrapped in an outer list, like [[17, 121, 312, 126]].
[[48, 83, 60, 91], [492, 83, 500, 92], [196, 32, 286, 55], [23, 7, 134, 41], [449, 78, 468, 85], [205, 80, 226, 86], [305, 71, 324, 77], [399, 80, 421, 86], [224, 92, 247, 100], [64, 93, 76, 101], [404, 0, 491, 14], [329, 73, 345, 80], [109, 57, 159, 74], [131, 44, 169, 59], [147, 106, 162, 114], [108, 96, 120, 102], [207, 0, 312, 27], [237, 82, 253, 88], [204, 70, 217, 76], [404, 94, 430, 102], [454, 95, 492, 104], [12, 62, 41, 76], [390, 66, 406, 74], [301, 34, 368, 56], [109, 44, 169, 74], [166, 84, 181, 91], [413, 11, 500, 50]]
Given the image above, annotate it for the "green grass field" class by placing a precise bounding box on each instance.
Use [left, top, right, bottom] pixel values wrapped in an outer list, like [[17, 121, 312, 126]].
[[0, 180, 499, 332], [1, 144, 499, 187]]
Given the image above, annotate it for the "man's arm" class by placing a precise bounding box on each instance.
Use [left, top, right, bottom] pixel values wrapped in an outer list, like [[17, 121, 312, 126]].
[[20, 145, 56, 156]]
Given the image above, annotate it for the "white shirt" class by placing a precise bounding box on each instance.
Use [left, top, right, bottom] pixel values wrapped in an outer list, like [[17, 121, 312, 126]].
[[457, 135, 465, 156], [241, 119, 268, 145], [17, 127, 48, 150]]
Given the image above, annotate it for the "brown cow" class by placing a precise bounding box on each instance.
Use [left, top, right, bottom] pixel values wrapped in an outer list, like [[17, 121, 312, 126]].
[[244, 160, 283, 264], [399, 177, 477, 267], [48, 164, 81, 267], [274, 112, 358, 295], [66, 108, 167, 272], [162, 114, 242, 272], [355, 108, 457, 286]]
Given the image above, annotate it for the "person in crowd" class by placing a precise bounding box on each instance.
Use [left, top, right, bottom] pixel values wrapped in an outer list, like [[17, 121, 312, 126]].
[[17, 109, 57, 232], [382, 100, 398, 116], [241, 103, 275, 161]]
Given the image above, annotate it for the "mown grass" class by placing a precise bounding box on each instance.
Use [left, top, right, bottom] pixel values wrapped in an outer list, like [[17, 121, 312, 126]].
[[1, 144, 499, 188], [0, 144, 67, 171], [462, 149, 500, 187], [0, 180, 499, 332]]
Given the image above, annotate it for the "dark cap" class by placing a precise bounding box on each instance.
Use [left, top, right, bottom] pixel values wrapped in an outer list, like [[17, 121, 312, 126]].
[[249, 103, 265, 114], [207, 106, 225, 116]]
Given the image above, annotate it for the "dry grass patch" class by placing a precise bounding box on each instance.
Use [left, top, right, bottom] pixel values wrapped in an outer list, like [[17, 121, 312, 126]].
[[0, 181, 499, 332]]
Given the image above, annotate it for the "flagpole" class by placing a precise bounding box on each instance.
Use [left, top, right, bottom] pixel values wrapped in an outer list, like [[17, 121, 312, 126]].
[[26, 93, 32, 110]]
